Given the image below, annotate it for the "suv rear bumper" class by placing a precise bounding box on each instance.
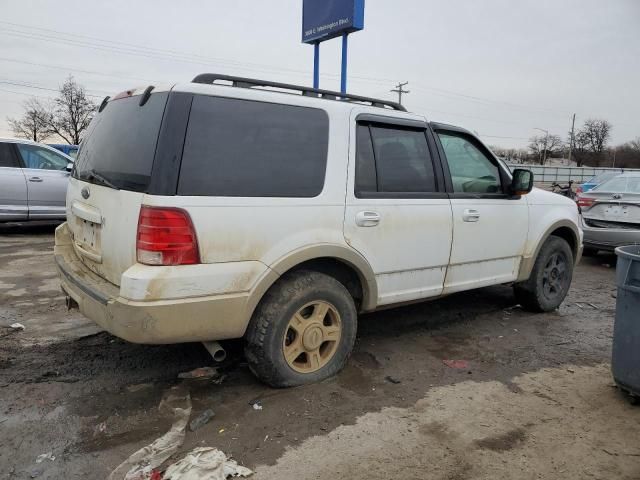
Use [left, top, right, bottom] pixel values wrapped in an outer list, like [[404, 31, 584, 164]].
[[54, 223, 253, 344]]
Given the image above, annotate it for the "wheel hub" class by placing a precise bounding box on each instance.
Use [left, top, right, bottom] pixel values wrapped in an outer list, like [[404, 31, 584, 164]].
[[302, 323, 324, 350], [283, 300, 342, 374]]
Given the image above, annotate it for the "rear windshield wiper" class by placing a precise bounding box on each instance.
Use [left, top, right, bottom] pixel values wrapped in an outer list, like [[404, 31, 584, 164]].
[[84, 169, 119, 190]]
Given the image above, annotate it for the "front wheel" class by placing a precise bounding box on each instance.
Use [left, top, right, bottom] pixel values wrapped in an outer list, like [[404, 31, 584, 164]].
[[514, 236, 574, 312], [245, 270, 357, 387]]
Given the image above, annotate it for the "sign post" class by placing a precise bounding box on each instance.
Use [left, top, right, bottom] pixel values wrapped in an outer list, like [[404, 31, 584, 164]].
[[302, 0, 365, 94]]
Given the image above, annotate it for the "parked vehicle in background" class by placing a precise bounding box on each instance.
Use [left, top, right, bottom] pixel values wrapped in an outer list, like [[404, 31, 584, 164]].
[[0, 138, 73, 222], [579, 173, 640, 254], [48, 144, 79, 159], [54, 75, 582, 387], [550, 180, 576, 200], [576, 171, 621, 195]]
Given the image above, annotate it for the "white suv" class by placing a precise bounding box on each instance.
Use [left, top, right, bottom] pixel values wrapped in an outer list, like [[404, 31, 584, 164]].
[[55, 74, 583, 387]]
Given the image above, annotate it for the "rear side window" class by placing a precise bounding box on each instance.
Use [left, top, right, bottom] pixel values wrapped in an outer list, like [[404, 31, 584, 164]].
[[73, 92, 169, 191], [0, 143, 20, 168], [178, 96, 329, 197], [355, 123, 437, 196]]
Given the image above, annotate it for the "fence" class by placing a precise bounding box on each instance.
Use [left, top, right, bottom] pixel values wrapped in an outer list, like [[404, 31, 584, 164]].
[[505, 164, 640, 185]]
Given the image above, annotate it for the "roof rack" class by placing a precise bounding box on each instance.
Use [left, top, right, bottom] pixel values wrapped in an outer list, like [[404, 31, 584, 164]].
[[191, 73, 406, 112]]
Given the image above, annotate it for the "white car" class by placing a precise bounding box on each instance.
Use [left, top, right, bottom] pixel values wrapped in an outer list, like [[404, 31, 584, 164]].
[[55, 75, 583, 387], [0, 138, 74, 222]]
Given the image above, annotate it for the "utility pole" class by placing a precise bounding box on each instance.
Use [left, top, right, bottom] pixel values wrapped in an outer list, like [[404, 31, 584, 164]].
[[567, 113, 576, 165], [391, 81, 409, 105]]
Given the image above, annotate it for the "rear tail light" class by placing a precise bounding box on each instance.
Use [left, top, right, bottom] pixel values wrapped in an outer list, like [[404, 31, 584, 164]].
[[136, 206, 200, 266], [576, 196, 595, 210]]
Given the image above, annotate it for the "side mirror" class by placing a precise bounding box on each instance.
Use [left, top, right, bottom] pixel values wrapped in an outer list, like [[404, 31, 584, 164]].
[[66, 162, 73, 172], [510, 168, 533, 195]]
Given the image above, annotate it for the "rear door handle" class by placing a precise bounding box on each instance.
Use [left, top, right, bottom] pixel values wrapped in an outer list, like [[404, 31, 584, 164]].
[[355, 211, 380, 227], [463, 209, 480, 222], [29, 177, 43, 182]]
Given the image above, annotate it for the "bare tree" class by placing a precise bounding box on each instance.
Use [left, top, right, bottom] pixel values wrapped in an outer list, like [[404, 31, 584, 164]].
[[569, 118, 612, 167], [528, 134, 563, 164], [6, 98, 53, 142], [571, 130, 590, 167], [46, 76, 97, 145], [629, 137, 640, 152], [581, 118, 611, 155]]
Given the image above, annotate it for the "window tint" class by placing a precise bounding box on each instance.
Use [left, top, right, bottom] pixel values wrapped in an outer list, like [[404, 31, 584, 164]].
[[17, 144, 69, 171], [437, 132, 502, 194], [73, 93, 169, 191], [355, 125, 377, 195], [178, 96, 329, 197], [0, 143, 19, 168], [356, 124, 437, 193]]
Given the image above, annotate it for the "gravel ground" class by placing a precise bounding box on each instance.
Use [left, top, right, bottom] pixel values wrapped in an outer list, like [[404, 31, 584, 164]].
[[0, 223, 638, 479]]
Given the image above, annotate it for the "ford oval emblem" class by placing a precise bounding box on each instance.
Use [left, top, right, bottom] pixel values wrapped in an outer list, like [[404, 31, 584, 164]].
[[612, 193, 622, 200], [81, 187, 90, 199]]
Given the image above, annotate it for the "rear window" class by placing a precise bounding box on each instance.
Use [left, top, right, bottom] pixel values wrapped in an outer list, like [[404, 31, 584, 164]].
[[177, 96, 329, 197], [73, 92, 168, 191]]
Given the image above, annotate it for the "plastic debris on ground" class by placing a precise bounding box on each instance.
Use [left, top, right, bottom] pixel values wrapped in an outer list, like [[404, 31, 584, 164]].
[[442, 359, 469, 369], [107, 386, 192, 480], [178, 367, 219, 380], [35, 452, 55, 463], [163, 447, 253, 479], [190, 409, 215, 431], [251, 401, 263, 411], [9, 323, 25, 330]]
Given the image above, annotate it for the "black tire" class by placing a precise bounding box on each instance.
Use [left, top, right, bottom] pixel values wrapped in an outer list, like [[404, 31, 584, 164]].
[[514, 236, 574, 312], [245, 270, 357, 387]]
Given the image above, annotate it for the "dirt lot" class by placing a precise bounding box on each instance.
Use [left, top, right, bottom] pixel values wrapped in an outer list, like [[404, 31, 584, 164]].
[[1, 223, 638, 479]]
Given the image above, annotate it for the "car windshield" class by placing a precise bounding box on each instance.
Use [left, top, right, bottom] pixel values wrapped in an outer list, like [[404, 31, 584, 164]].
[[586, 172, 619, 185], [593, 176, 640, 193]]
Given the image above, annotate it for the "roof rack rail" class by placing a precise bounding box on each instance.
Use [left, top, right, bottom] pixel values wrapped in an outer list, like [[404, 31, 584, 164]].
[[191, 73, 406, 112]]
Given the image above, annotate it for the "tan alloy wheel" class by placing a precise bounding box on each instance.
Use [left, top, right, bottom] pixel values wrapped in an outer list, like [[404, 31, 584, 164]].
[[283, 300, 342, 373]]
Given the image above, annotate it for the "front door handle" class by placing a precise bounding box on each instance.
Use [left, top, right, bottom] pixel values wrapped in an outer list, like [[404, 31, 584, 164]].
[[28, 177, 43, 182], [463, 208, 480, 222], [355, 211, 380, 227]]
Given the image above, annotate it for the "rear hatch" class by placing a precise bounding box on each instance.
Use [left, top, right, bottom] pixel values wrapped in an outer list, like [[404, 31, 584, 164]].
[[67, 88, 171, 285]]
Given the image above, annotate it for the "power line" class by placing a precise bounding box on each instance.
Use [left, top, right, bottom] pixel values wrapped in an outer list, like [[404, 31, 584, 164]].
[[0, 79, 107, 98], [0, 20, 573, 119], [0, 57, 158, 84]]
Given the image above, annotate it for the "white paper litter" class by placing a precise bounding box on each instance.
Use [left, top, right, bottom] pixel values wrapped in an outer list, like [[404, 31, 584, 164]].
[[35, 451, 55, 463], [9, 323, 25, 330], [163, 447, 253, 480], [107, 387, 192, 480]]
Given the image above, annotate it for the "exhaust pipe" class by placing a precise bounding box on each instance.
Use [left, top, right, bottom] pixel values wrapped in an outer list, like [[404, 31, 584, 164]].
[[202, 341, 227, 362]]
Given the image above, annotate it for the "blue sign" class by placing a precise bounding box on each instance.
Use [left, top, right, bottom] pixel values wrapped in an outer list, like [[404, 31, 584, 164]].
[[302, 0, 365, 44]]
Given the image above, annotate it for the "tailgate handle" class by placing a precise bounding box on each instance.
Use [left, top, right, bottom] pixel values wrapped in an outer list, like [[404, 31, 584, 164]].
[[71, 201, 102, 224], [28, 177, 43, 182]]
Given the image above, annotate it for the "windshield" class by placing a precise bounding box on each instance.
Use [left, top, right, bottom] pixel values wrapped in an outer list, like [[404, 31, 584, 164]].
[[587, 172, 619, 185], [594, 176, 640, 194], [73, 92, 168, 191]]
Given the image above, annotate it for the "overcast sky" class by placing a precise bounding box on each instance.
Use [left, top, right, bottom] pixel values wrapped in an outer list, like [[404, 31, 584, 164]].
[[1, 0, 638, 149]]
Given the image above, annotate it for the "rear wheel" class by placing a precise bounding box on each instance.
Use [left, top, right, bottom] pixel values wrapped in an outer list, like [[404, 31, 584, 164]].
[[514, 236, 574, 312], [245, 270, 357, 387]]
